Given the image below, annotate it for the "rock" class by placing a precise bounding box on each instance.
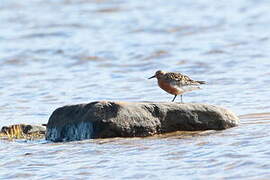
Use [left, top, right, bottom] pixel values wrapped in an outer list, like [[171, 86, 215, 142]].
[[45, 101, 239, 142], [1, 124, 46, 135]]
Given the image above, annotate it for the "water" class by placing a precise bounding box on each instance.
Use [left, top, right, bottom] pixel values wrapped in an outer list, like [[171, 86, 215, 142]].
[[1, 0, 270, 179]]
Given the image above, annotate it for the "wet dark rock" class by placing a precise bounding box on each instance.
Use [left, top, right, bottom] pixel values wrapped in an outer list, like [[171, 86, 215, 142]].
[[45, 101, 239, 142]]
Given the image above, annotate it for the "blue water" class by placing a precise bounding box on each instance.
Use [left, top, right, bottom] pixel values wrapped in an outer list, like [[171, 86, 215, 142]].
[[1, 0, 270, 179]]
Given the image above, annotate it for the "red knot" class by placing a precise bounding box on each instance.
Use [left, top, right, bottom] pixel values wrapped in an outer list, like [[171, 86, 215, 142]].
[[149, 70, 206, 102]]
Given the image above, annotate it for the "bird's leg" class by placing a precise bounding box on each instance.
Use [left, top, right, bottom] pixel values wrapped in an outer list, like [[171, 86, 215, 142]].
[[181, 95, 183, 103], [172, 95, 177, 102]]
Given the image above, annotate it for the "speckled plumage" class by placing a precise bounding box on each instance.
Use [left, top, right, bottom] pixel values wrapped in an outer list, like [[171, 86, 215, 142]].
[[161, 72, 205, 86]]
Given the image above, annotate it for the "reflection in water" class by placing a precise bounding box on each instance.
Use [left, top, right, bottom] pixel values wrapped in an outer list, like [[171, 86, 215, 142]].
[[1, 0, 270, 179]]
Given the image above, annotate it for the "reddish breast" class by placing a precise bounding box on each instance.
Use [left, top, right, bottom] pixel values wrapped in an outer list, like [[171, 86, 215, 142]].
[[158, 80, 182, 95]]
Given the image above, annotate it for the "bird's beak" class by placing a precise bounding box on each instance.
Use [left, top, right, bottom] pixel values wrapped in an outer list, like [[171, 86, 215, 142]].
[[148, 75, 156, 79]]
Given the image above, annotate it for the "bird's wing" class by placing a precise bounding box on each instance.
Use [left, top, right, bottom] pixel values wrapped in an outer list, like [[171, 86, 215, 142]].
[[165, 72, 200, 86]]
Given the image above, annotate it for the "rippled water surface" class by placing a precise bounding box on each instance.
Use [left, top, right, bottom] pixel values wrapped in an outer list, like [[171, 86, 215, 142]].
[[1, 0, 270, 179]]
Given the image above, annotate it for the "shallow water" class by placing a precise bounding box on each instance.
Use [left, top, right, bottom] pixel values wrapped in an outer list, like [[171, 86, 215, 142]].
[[1, 0, 270, 179]]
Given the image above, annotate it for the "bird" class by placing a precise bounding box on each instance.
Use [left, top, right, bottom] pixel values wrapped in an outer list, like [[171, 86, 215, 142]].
[[148, 70, 206, 102]]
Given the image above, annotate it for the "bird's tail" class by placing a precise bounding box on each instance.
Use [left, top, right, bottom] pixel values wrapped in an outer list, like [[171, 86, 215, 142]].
[[196, 80, 206, 84]]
